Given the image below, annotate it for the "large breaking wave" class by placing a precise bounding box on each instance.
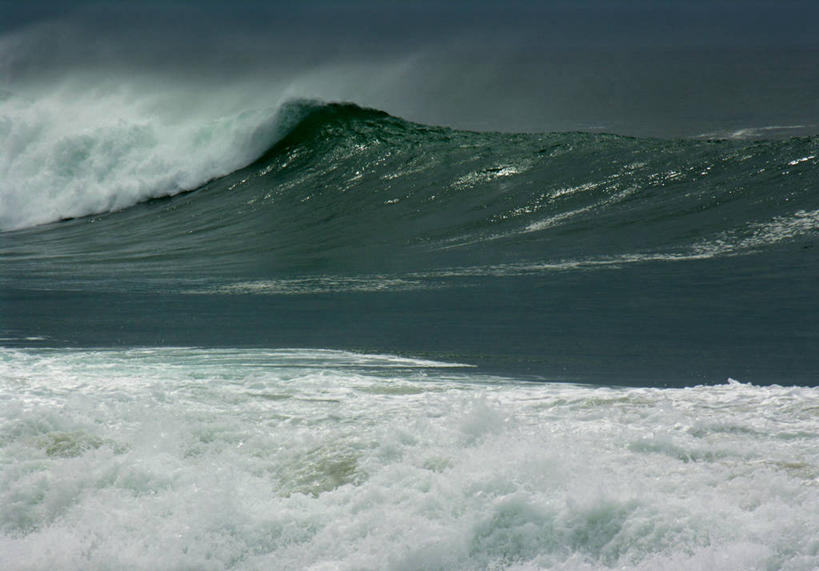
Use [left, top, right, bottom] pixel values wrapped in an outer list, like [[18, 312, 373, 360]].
[[0, 89, 320, 231], [3, 100, 818, 385], [2, 99, 818, 276]]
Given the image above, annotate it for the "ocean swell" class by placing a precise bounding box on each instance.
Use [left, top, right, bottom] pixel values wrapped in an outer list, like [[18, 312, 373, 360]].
[[3, 100, 818, 279], [2, 101, 818, 385]]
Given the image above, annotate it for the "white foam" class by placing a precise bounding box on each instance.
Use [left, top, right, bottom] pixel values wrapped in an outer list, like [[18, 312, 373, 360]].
[[187, 277, 433, 296], [0, 83, 310, 231], [693, 208, 819, 256], [450, 162, 531, 190], [787, 155, 816, 166], [694, 125, 814, 140], [1, 348, 817, 570]]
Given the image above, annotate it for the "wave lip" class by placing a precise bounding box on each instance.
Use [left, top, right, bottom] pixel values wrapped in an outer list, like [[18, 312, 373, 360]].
[[0, 91, 318, 231]]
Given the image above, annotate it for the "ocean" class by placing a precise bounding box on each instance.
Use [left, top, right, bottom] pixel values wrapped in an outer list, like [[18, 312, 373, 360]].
[[1, 2, 818, 569]]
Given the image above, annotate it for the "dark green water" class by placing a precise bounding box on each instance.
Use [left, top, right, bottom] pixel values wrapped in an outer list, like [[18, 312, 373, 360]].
[[2, 102, 818, 386]]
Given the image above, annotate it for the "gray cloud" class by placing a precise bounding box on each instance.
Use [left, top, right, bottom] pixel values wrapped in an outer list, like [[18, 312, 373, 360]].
[[1, 1, 818, 137]]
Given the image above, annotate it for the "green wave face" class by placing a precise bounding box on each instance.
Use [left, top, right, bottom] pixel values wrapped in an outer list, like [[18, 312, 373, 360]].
[[4, 101, 817, 278], [2, 102, 818, 385]]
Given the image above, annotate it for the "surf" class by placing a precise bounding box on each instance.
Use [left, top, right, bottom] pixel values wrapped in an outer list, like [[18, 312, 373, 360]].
[[3, 100, 818, 274], [0, 86, 321, 231], [2, 346, 817, 569]]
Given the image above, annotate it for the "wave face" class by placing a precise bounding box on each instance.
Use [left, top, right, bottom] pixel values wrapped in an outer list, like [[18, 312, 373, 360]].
[[2, 101, 819, 385], [4, 101, 818, 271]]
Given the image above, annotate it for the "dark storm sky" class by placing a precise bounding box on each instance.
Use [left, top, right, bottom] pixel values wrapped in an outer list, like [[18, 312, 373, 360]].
[[1, 0, 818, 136]]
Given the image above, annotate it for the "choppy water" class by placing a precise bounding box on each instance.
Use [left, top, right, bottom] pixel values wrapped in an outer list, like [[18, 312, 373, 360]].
[[1, 348, 817, 570]]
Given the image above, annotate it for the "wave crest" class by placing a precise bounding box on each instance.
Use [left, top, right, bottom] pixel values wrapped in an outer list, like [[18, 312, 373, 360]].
[[3, 97, 818, 280], [0, 91, 319, 231]]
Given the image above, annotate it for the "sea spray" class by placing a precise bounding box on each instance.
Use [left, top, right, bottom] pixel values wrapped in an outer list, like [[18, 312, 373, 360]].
[[0, 87, 316, 231]]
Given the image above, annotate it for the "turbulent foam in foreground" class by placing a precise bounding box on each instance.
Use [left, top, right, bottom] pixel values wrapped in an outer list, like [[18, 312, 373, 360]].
[[1, 348, 817, 570]]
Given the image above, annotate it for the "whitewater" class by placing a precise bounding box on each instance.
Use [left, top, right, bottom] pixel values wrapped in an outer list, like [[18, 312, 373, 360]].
[[2, 348, 817, 570], [0, 85, 310, 231]]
